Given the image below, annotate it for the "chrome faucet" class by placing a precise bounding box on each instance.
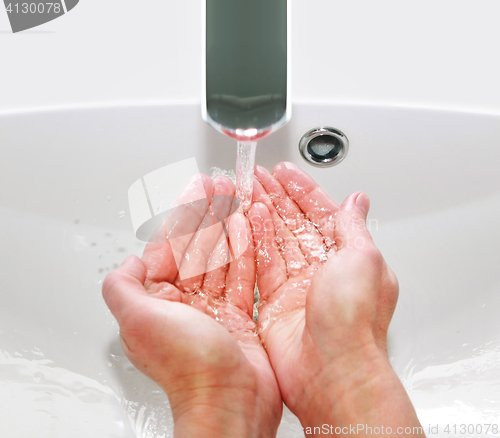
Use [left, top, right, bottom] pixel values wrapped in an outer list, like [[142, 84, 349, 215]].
[[202, 0, 291, 142]]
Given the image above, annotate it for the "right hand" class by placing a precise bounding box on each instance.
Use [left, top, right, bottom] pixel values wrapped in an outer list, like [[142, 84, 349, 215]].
[[248, 162, 423, 435]]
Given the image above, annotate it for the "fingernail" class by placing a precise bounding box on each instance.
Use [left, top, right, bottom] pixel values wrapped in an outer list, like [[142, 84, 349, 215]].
[[212, 174, 225, 188], [273, 161, 296, 175], [355, 193, 370, 217], [229, 212, 250, 257], [282, 161, 298, 170]]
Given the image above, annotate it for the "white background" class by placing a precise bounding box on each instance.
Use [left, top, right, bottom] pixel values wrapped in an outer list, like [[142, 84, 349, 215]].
[[0, 0, 499, 115]]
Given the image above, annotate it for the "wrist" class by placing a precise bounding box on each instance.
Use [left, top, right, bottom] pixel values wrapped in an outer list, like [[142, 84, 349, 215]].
[[169, 386, 278, 438], [294, 343, 423, 435], [174, 404, 256, 438]]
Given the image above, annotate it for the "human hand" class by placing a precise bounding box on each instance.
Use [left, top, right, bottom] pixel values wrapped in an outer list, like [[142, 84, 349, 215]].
[[248, 162, 423, 436], [103, 174, 281, 438]]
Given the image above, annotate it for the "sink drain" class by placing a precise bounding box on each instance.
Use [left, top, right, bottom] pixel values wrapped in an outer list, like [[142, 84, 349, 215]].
[[299, 127, 349, 167]]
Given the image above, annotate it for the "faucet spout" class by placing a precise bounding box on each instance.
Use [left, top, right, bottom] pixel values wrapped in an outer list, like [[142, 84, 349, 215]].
[[202, 0, 291, 142]]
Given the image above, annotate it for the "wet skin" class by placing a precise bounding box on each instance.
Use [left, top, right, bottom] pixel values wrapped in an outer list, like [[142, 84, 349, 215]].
[[249, 163, 423, 436], [103, 163, 424, 437], [103, 175, 281, 438]]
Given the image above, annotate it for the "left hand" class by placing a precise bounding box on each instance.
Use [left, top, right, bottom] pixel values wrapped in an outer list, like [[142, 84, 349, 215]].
[[103, 174, 282, 438]]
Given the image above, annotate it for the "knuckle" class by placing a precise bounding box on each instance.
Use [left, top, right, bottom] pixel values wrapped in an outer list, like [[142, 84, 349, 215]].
[[361, 243, 383, 265], [102, 270, 121, 298], [388, 268, 400, 291]]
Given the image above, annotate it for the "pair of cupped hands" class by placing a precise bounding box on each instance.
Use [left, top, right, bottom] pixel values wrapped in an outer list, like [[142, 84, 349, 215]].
[[103, 162, 422, 437]]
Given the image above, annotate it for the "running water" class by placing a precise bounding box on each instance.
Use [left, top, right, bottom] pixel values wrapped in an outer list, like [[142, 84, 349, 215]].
[[235, 141, 257, 212]]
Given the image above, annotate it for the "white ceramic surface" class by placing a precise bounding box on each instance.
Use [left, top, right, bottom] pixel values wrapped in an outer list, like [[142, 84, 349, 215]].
[[2, 0, 500, 115], [0, 103, 499, 437]]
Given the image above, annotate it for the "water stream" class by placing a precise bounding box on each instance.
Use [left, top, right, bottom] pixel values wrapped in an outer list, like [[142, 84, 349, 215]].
[[235, 141, 257, 212]]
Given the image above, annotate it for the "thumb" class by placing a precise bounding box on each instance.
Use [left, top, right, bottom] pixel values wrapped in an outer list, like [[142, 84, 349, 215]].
[[102, 255, 148, 322], [334, 192, 373, 251]]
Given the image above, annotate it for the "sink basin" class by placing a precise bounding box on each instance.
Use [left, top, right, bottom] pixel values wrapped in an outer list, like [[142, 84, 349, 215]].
[[1, 103, 499, 437]]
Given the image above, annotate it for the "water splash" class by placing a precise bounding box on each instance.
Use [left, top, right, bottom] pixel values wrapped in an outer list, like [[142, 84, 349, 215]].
[[401, 341, 500, 428], [210, 167, 236, 184], [0, 350, 135, 437], [106, 351, 174, 438]]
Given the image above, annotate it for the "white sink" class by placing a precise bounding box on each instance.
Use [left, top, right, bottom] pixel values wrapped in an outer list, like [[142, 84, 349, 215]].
[[0, 103, 499, 437]]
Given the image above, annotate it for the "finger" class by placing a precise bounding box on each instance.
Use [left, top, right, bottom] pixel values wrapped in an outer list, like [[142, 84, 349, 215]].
[[163, 174, 214, 272], [203, 192, 242, 293], [142, 234, 178, 288], [102, 255, 149, 322], [253, 178, 308, 277], [248, 202, 287, 302], [254, 165, 326, 265], [144, 280, 183, 302], [225, 211, 256, 318], [273, 161, 339, 242], [175, 175, 234, 290], [174, 172, 213, 207], [252, 175, 276, 212], [202, 230, 231, 299], [334, 192, 374, 252], [142, 174, 214, 286], [167, 172, 214, 239]]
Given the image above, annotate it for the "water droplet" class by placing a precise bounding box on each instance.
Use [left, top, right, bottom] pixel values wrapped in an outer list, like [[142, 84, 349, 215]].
[[119, 211, 125, 218], [33, 372, 44, 383], [211, 167, 236, 183], [31, 348, 43, 357], [125, 364, 136, 373]]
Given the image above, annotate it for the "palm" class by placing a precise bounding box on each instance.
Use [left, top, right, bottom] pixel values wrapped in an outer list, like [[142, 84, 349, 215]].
[[138, 251, 281, 416], [141, 223, 280, 405], [249, 163, 340, 407], [104, 174, 281, 423]]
